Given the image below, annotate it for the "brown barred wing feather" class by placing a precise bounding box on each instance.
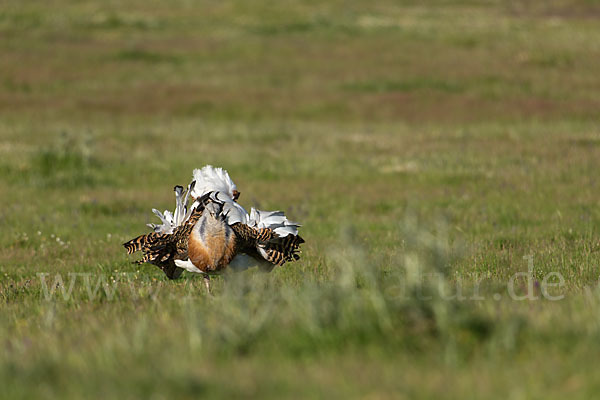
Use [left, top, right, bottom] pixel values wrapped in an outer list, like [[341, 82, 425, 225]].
[[230, 223, 304, 267], [123, 232, 164, 255], [122, 192, 219, 279], [259, 233, 304, 266]]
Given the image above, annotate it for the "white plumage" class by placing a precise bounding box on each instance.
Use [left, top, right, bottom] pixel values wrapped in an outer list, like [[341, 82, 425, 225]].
[[146, 167, 300, 242], [248, 208, 301, 237], [186, 165, 248, 226], [210, 191, 249, 225], [129, 165, 304, 282], [190, 165, 238, 200], [147, 183, 194, 234]]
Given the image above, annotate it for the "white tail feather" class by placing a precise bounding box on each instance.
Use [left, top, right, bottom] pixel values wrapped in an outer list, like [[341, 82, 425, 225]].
[[190, 165, 238, 200]]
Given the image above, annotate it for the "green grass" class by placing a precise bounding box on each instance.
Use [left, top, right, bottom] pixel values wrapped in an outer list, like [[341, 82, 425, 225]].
[[2, 0, 600, 398]]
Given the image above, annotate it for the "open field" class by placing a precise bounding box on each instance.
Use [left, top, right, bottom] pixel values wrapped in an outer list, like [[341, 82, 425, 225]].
[[2, 0, 600, 398]]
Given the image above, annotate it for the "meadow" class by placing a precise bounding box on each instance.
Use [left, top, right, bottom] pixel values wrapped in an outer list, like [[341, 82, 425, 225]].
[[2, 0, 600, 398]]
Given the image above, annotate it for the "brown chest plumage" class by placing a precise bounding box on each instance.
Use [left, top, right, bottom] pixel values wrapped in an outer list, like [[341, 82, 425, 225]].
[[188, 213, 237, 273]]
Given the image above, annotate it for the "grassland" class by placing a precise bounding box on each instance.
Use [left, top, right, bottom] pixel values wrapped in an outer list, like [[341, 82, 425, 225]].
[[2, 0, 600, 398]]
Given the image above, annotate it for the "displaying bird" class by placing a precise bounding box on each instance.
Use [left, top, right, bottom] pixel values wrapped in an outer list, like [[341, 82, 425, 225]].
[[126, 166, 242, 279], [123, 166, 304, 292]]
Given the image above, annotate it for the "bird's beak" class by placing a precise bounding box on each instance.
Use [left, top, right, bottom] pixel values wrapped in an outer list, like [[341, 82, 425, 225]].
[[232, 190, 240, 201]]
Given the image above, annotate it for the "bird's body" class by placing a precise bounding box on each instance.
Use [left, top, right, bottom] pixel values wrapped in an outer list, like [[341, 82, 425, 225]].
[[187, 204, 237, 274], [123, 166, 304, 291]]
